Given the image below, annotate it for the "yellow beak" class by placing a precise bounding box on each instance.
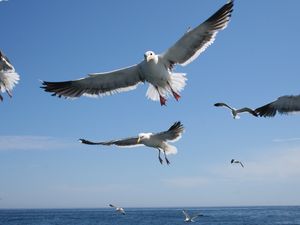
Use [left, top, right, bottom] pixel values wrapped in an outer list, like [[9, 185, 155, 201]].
[[137, 137, 141, 143]]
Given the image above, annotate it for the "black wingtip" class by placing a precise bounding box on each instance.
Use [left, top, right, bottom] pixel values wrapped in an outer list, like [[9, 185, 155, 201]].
[[79, 138, 94, 145], [214, 103, 222, 107], [168, 121, 183, 131]]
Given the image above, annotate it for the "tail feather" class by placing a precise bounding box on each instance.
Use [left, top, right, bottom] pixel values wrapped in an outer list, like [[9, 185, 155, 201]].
[[146, 73, 187, 101], [165, 144, 178, 155], [0, 70, 20, 93]]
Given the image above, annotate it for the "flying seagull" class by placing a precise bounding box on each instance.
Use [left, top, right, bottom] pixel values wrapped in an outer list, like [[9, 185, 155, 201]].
[[231, 159, 244, 168], [214, 102, 258, 119], [255, 95, 300, 117], [79, 121, 184, 165], [41, 1, 234, 106], [182, 209, 203, 222], [0, 50, 20, 102], [109, 204, 126, 215]]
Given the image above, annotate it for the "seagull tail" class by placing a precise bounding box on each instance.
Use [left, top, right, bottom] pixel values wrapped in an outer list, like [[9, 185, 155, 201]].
[[145, 73, 186, 101], [169, 73, 187, 94], [0, 70, 20, 93], [146, 84, 160, 101], [165, 144, 178, 155]]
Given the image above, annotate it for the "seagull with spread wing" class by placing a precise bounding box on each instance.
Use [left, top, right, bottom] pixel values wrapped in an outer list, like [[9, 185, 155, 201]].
[[0, 50, 20, 102], [182, 209, 203, 222], [214, 102, 258, 119], [41, 1, 234, 105], [255, 95, 300, 117], [231, 159, 244, 168], [79, 121, 184, 165], [109, 204, 126, 215]]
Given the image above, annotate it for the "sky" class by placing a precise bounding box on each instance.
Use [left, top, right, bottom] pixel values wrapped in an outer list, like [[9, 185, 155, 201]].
[[1, 0, 300, 209]]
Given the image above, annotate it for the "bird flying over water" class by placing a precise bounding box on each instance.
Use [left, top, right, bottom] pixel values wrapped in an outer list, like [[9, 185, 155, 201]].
[[0, 50, 20, 102], [79, 121, 184, 165], [231, 159, 244, 168], [255, 95, 300, 117], [41, 0, 234, 105], [109, 204, 126, 215], [214, 102, 258, 119], [182, 209, 203, 222]]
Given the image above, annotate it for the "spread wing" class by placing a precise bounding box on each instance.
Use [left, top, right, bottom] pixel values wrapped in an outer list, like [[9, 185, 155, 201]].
[[41, 64, 144, 98], [192, 214, 203, 220], [109, 204, 116, 208], [161, 0, 233, 67], [182, 210, 191, 220], [236, 108, 258, 117], [255, 95, 300, 117], [79, 136, 142, 148], [152, 121, 184, 142], [214, 102, 233, 110]]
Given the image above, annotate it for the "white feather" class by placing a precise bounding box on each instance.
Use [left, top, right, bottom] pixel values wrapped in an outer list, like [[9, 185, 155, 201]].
[[0, 70, 20, 93]]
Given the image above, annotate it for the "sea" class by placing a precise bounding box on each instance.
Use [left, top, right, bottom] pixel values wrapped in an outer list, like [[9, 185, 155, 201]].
[[0, 206, 299, 225]]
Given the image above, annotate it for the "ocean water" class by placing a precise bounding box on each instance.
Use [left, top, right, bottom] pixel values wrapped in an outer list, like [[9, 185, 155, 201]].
[[0, 206, 300, 225]]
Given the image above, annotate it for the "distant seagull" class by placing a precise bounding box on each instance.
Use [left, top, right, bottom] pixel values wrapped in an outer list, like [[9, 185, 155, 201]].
[[231, 159, 244, 168], [182, 209, 203, 222], [0, 50, 20, 102], [79, 121, 184, 165], [214, 102, 258, 119], [41, 1, 234, 106], [109, 204, 126, 215], [255, 95, 300, 117]]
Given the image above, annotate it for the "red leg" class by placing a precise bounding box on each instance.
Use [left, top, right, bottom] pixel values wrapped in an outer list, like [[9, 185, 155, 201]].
[[172, 90, 181, 101], [167, 82, 181, 101], [159, 95, 167, 106]]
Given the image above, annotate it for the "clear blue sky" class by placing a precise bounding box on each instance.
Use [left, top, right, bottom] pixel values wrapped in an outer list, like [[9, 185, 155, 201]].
[[1, 0, 300, 209]]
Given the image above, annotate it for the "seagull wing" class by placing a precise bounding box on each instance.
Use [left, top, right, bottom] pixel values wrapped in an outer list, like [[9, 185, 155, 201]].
[[109, 204, 116, 208], [160, 0, 233, 67], [236, 107, 258, 117], [214, 102, 233, 110], [231, 159, 234, 164], [0, 51, 14, 70], [182, 210, 191, 220], [255, 95, 300, 117], [191, 214, 203, 220], [152, 121, 184, 142], [41, 64, 144, 98], [79, 136, 142, 148], [239, 162, 244, 168]]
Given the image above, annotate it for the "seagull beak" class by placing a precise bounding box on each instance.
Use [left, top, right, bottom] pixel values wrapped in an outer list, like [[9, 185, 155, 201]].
[[137, 137, 141, 143], [146, 55, 154, 62]]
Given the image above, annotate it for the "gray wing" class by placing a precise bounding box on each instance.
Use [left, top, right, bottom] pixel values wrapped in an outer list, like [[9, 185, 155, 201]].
[[239, 162, 244, 168], [160, 0, 233, 67], [79, 136, 142, 148], [41, 64, 144, 98], [255, 95, 300, 117], [236, 108, 258, 117], [109, 204, 116, 208], [152, 121, 184, 142]]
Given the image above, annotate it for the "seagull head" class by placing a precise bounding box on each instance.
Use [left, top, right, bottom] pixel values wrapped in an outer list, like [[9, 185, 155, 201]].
[[144, 51, 157, 63], [137, 133, 151, 143]]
